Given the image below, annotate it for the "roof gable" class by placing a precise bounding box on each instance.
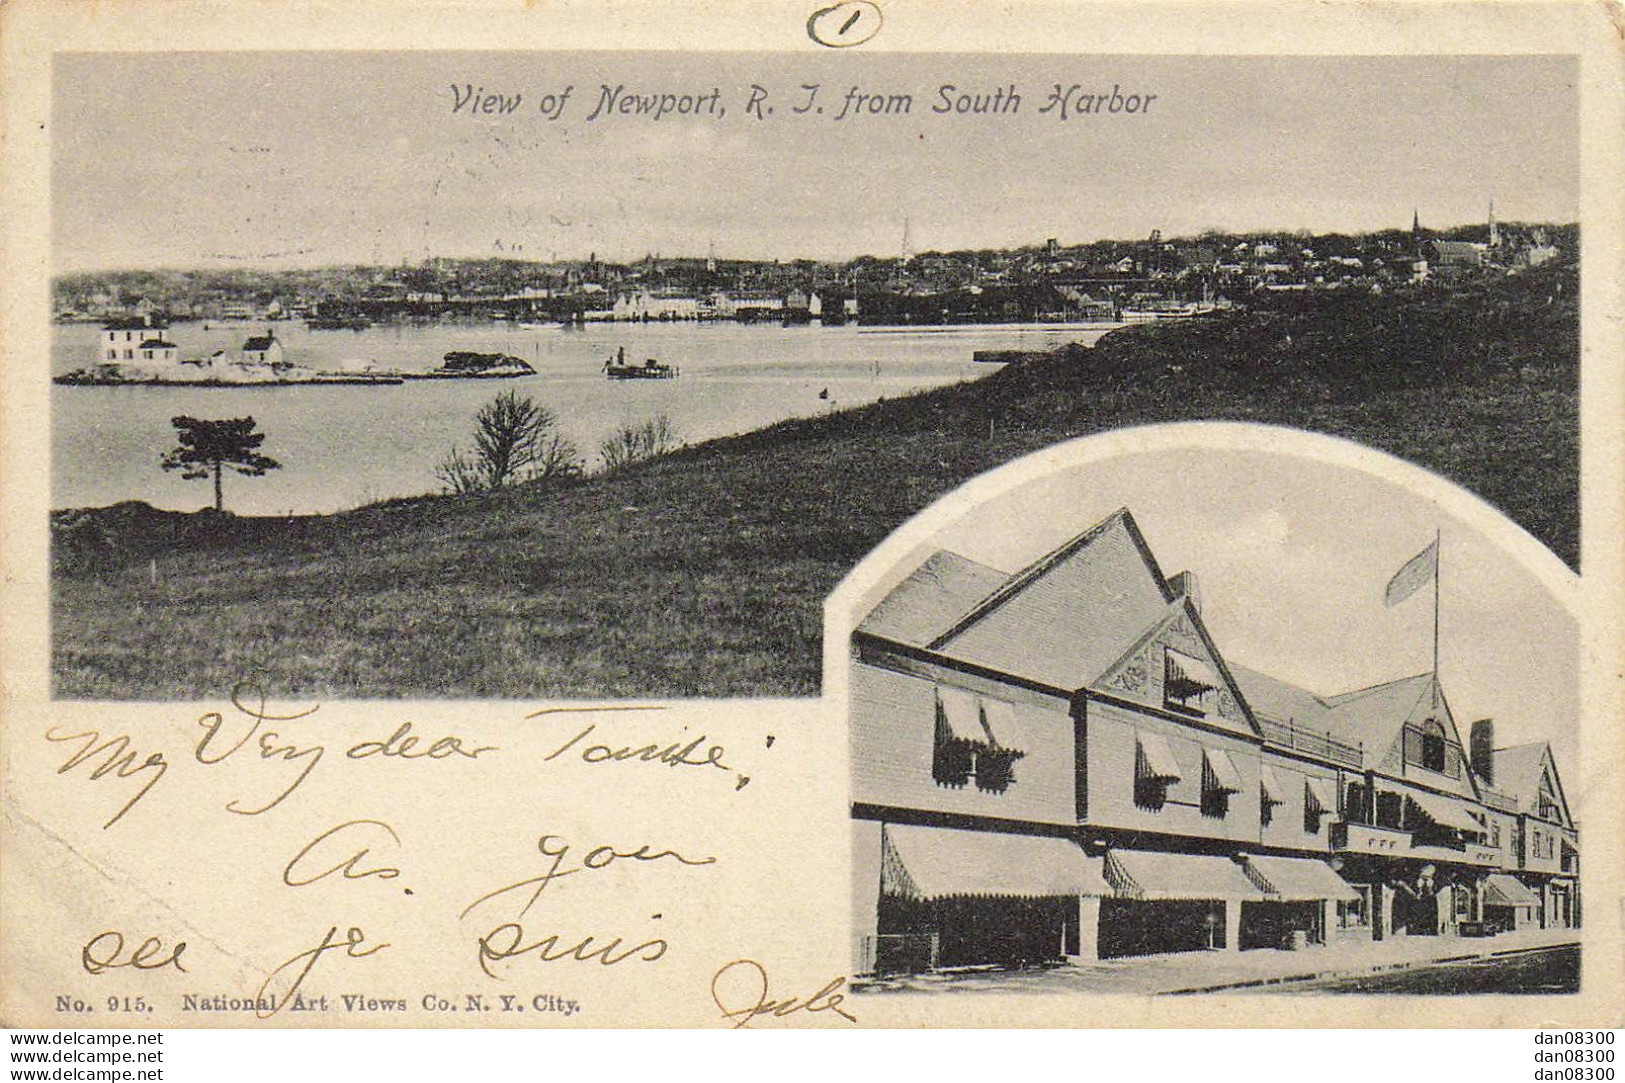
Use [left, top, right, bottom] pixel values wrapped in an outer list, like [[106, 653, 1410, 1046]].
[[1094, 599, 1259, 737], [857, 550, 1007, 647], [1493, 743, 1573, 825], [929, 509, 1173, 691]]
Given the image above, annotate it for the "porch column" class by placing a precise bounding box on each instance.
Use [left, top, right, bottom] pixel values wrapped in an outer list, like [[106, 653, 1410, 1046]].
[[1223, 899, 1242, 951], [1068, 896, 1102, 964], [1319, 899, 1335, 943], [851, 821, 883, 974]]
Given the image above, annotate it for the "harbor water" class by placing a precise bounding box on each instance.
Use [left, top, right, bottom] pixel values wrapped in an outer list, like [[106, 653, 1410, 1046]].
[[52, 319, 1119, 515]]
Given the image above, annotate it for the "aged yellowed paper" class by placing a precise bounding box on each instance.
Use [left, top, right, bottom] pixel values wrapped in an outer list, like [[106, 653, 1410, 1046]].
[[2, 0, 1621, 1029]]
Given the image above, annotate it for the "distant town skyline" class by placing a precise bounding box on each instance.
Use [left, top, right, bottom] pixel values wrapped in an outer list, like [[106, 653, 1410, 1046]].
[[53, 52, 1577, 273]]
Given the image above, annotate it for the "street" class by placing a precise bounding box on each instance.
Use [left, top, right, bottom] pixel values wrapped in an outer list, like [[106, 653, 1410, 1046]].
[[1274, 945, 1580, 995]]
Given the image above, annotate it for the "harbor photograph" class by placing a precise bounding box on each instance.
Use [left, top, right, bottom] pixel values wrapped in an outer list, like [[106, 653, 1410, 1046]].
[[44, 50, 1580, 700]]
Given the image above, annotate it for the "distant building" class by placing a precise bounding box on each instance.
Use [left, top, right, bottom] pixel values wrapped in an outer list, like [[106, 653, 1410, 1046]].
[[241, 332, 286, 367], [100, 316, 167, 363]]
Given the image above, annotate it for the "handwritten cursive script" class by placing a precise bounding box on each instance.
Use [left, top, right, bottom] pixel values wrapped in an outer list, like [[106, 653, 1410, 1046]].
[[710, 958, 856, 1028], [254, 925, 388, 1019], [282, 819, 403, 888], [461, 832, 715, 921], [45, 728, 168, 829]]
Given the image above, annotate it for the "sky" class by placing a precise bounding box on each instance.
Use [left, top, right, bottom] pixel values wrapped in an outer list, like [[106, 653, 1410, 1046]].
[[926, 445, 1579, 776], [52, 51, 1579, 271]]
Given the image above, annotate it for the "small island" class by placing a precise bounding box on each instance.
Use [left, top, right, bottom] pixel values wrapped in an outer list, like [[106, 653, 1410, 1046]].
[[402, 351, 537, 380], [53, 321, 536, 386]]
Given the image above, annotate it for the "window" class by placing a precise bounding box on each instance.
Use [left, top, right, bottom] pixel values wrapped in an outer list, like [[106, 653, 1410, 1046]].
[[123, 349, 133, 359], [143, 350, 152, 359], [1304, 777, 1334, 834], [1421, 726, 1446, 773], [1338, 886, 1370, 928], [1375, 789, 1404, 829], [1200, 748, 1241, 819], [1260, 765, 1286, 828], [106, 349, 117, 360], [1134, 731, 1181, 811], [931, 687, 1025, 794], [1344, 781, 1370, 825], [1490, 818, 1502, 848], [1162, 647, 1217, 716]]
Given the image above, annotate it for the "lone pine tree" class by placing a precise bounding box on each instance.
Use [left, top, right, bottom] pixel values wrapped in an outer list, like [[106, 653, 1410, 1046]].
[[160, 415, 281, 513]]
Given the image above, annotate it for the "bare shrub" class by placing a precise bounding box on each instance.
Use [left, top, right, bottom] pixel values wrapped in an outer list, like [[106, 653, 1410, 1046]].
[[599, 414, 679, 473], [440, 391, 582, 493]]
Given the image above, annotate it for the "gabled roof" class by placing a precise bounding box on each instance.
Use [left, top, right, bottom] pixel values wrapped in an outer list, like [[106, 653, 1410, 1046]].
[[857, 550, 1006, 648], [1229, 665, 1447, 770], [1491, 742, 1572, 823], [1228, 663, 1334, 731], [242, 335, 277, 351], [925, 509, 1174, 691], [1491, 743, 1547, 804], [102, 316, 161, 331], [1321, 673, 1438, 756], [139, 339, 177, 350]]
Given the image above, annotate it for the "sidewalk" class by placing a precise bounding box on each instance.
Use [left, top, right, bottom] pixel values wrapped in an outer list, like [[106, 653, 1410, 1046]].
[[856, 926, 1580, 997]]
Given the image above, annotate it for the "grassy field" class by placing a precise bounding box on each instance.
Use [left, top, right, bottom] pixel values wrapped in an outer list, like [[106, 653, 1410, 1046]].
[[51, 263, 1579, 699]]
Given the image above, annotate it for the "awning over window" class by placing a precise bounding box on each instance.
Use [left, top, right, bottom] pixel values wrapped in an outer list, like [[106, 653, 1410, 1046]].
[[880, 823, 1111, 901], [1137, 732, 1182, 781], [1483, 873, 1542, 909], [1259, 764, 1286, 806], [1407, 789, 1482, 833], [1204, 748, 1243, 793], [1243, 855, 1361, 902], [981, 699, 1017, 746], [1103, 849, 1266, 902], [1305, 776, 1337, 814], [936, 687, 989, 744]]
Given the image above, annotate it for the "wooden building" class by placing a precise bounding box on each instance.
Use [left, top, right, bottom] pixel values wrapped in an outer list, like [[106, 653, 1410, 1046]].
[[849, 508, 1580, 974]]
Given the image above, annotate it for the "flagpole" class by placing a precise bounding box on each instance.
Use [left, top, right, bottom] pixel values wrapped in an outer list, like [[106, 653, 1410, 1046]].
[[1432, 528, 1441, 708]]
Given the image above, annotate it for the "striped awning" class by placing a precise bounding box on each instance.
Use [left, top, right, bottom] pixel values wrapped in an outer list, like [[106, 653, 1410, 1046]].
[[1260, 764, 1287, 806], [1137, 732, 1182, 781], [936, 687, 989, 744], [982, 699, 1017, 746], [881, 823, 1111, 901], [1483, 873, 1541, 909], [1305, 776, 1337, 815], [1407, 789, 1482, 833], [1104, 849, 1266, 902], [1205, 748, 1243, 793], [1243, 855, 1361, 903]]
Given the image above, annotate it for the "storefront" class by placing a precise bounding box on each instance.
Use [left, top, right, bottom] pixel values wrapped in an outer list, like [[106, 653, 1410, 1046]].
[[1098, 849, 1267, 957], [1239, 854, 1363, 949], [1483, 872, 1541, 931], [870, 823, 1109, 973]]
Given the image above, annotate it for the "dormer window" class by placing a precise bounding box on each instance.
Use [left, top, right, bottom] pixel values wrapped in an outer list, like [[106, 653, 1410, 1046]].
[[1163, 647, 1217, 716], [1420, 722, 1446, 773]]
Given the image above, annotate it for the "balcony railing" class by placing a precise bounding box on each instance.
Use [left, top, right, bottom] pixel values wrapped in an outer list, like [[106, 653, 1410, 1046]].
[[1258, 714, 1363, 769]]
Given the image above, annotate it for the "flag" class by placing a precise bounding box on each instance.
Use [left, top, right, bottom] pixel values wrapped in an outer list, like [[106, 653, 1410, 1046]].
[[1384, 538, 1438, 607]]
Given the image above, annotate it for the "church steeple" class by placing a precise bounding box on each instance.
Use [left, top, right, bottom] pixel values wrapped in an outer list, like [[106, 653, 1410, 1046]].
[[1488, 198, 1500, 247]]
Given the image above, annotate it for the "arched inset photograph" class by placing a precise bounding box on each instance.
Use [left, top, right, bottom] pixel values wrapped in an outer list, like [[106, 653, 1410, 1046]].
[[839, 424, 1580, 996]]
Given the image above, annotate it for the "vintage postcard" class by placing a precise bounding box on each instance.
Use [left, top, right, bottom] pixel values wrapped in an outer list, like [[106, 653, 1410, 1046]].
[[1, 0, 1621, 1031]]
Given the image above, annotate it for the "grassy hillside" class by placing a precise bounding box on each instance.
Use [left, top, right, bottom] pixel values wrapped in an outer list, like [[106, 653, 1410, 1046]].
[[52, 263, 1579, 699]]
